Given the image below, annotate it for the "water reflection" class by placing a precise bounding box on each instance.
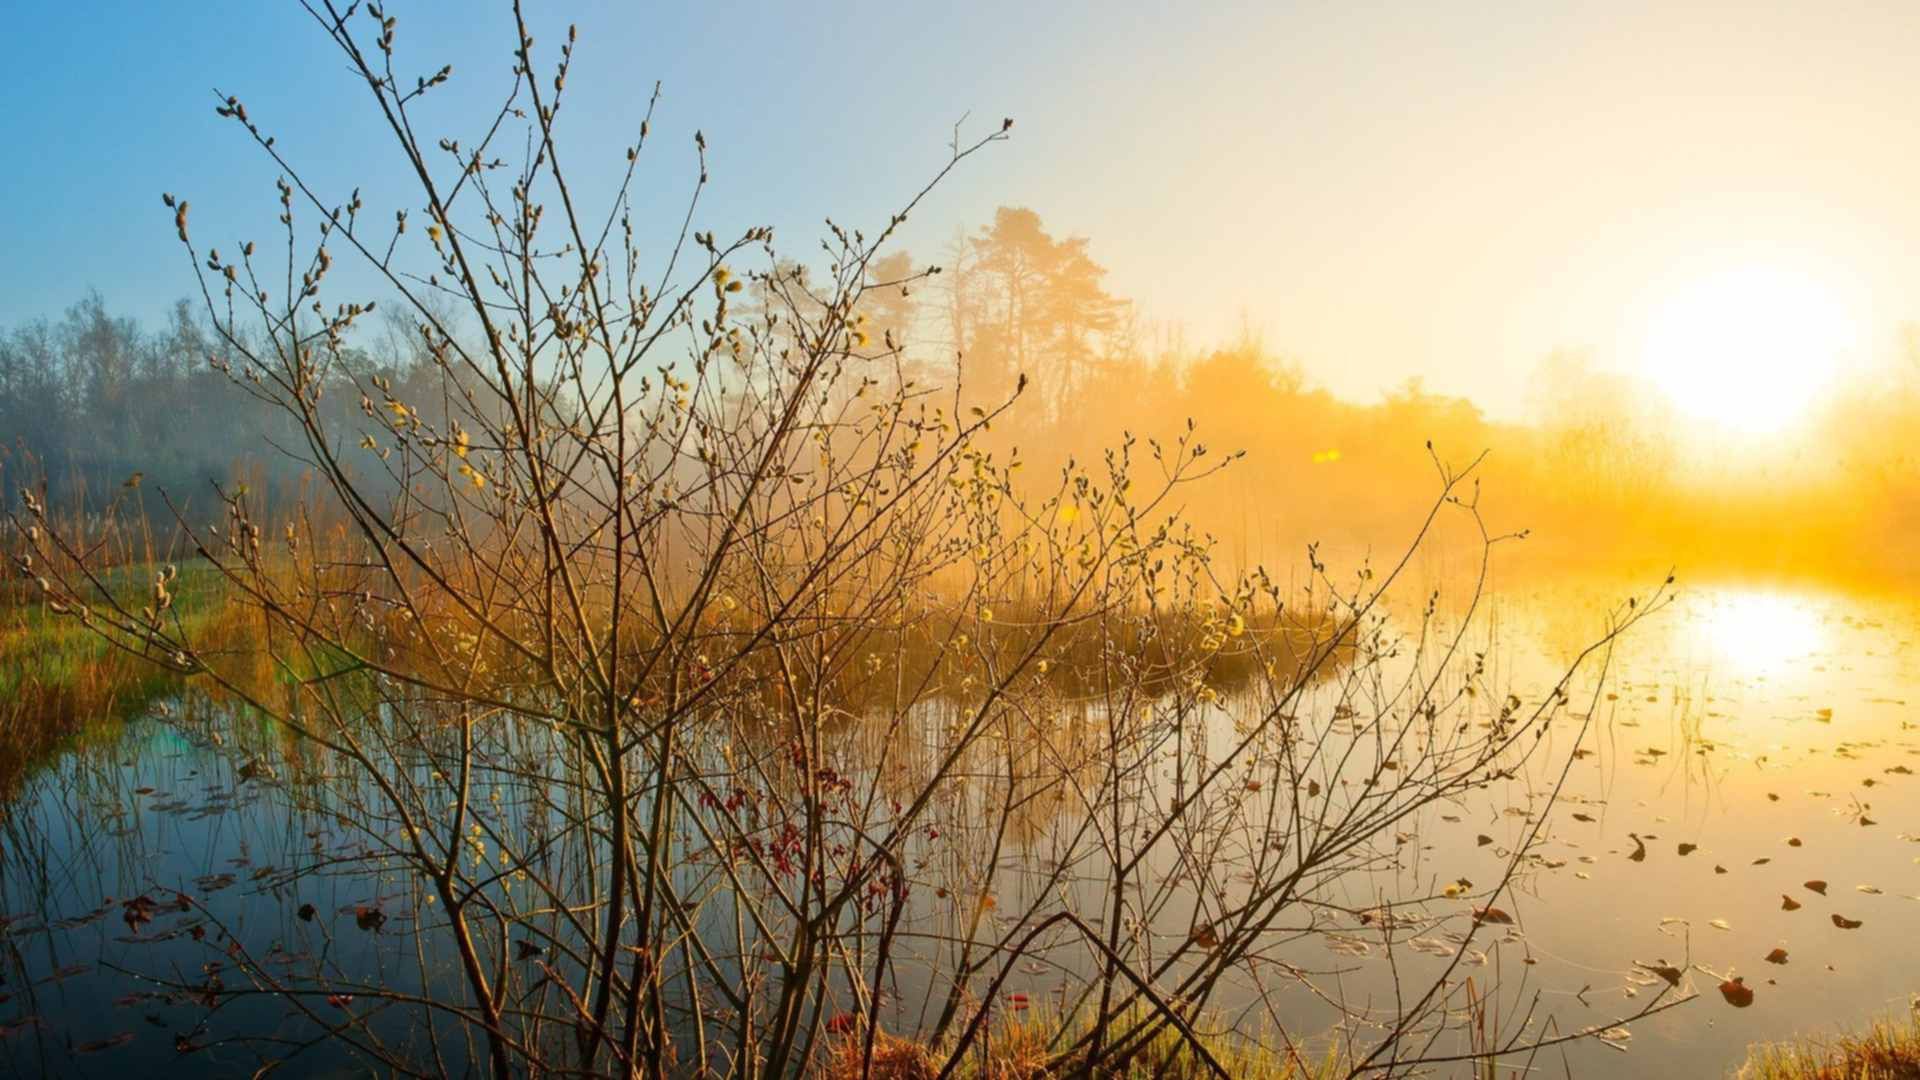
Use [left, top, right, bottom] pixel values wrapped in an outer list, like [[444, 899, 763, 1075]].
[[1690, 588, 1828, 678], [0, 583, 1915, 1077]]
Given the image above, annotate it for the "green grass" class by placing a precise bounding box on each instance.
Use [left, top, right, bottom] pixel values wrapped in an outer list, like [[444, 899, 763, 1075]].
[[0, 559, 237, 801], [0, 560, 227, 693]]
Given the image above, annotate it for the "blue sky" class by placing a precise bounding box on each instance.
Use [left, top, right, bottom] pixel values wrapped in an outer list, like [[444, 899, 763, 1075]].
[[9, 2, 1920, 415]]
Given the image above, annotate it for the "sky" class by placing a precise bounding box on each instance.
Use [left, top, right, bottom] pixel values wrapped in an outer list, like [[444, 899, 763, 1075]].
[[7, 1, 1920, 418]]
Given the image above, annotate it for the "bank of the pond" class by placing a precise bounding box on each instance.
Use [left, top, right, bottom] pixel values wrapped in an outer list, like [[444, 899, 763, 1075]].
[[1736, 1002, 1920, 1079]]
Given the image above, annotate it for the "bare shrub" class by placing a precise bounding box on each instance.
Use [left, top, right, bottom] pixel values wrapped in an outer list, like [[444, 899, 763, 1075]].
[[6, 4, 1682, 1076]]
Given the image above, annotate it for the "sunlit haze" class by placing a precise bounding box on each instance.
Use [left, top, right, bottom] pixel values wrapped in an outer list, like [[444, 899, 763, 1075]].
[[9, 3, 1920, 418], [1639, 264, 1861, 433], [9, 5, 1920, 1078]]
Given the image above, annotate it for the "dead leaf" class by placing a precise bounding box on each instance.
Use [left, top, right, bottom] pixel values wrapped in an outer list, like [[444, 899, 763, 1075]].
[[1635, 961, 1684, 987], [1719, 976, 1755, 1008]]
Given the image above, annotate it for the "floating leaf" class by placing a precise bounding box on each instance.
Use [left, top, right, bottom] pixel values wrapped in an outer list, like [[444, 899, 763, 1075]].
[[1765, 948, 1789, 965], [1781, 895, 1802, 912], [73, 1033, 135, 1055], [1634, 961, 1684, 987], [1719, 976, 1755, 1008], [1677, 843, 1697, 857], [1473, 906, 1515, 926], [1805, 880, 1829, 895], [1832, 914, 1863, 929]]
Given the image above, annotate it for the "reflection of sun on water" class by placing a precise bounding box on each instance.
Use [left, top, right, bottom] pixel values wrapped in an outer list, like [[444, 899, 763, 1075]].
[[1693, 589, 1826, 677]]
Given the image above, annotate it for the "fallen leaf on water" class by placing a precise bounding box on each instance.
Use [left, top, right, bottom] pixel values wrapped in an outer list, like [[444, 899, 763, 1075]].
[[1765, 948, 1789, 965], [1805, 880, 1829, 895], [1709, 918, 1732, 931], [1857, 885, 1883, 895], [1832, 914, 1863, 929], [1634, 961, 1684, 987], [1678, 843, 1698, 856], [1787, 837, 1803, 847], [1473, 906, 1515, 926], [1782, 895, 1803, 911], [1720, 976, 1755, 1008], [1628, 834, 1647, 862], [1597, 1026, 1632, 1050], [72, 1033, 135, 1055], [1477, 834, 1493, 847], [1573, 813, 1597, 823]]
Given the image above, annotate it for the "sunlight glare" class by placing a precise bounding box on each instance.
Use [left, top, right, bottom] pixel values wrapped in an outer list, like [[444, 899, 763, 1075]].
[[1640, 265, 1855, 434], [1691, 589, 1826, 677]]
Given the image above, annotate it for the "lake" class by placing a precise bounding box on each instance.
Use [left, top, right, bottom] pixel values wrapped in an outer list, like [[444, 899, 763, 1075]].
[[1, 581, 1915, 1077]]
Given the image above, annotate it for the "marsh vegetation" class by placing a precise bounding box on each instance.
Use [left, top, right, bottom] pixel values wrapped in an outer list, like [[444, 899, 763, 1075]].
[[6, 5, 1920, 1079]]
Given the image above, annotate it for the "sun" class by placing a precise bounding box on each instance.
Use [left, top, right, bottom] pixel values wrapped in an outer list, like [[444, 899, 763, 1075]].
[[1638, 265, 1856, 434]]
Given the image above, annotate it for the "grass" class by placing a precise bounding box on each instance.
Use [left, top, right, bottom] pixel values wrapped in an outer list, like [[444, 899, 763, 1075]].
[[1737, 1003, 1920, 1079], [819, 1007, 1341, 1080], [0, 559, 243, 801]]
